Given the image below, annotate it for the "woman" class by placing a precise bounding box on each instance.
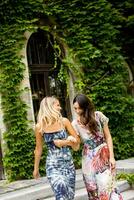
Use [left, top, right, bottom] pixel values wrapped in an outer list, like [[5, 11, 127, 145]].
[[72, 94, 123, 200], [33, 96, 80, 200]]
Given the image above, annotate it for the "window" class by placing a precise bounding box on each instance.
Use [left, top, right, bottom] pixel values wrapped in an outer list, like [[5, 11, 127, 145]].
[[27, 29, 71, 120]]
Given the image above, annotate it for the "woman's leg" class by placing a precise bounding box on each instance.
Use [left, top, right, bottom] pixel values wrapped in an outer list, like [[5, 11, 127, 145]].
[[96, 168, 123, 200], [82, 146, 99, 199], [47, 160, 75, 200], [83, 173, 99, 200]]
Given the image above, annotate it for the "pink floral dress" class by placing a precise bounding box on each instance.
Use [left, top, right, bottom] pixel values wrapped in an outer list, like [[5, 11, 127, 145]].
[[72, 111, 123, 200]]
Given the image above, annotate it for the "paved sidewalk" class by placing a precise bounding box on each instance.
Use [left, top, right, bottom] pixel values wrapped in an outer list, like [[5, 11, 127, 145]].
[[0, 158, 133, 199]]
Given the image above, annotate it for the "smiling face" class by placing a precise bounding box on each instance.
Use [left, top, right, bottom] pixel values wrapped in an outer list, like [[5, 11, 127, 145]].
[[73, 101, 83, 116], [53, 100, 62, 112]]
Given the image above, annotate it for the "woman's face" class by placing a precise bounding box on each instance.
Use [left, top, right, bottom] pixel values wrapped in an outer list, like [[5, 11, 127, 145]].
[[73, 102, 83, 116], [53, 100, 62, 112]]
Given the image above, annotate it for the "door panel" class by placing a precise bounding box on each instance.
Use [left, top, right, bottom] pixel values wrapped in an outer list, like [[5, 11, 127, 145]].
[[27, 29, 71, 121]]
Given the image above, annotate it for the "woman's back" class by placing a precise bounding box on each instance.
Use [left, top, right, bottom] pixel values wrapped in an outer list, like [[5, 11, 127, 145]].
[[33, 97, 80, 200]]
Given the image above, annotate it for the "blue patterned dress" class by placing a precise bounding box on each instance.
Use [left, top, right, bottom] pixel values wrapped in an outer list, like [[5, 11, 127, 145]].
[[43, 129, 75, 200]]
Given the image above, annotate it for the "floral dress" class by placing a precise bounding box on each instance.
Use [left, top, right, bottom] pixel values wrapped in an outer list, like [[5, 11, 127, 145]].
[[72, 111, 123, 200], [43, 129, 75, 200]]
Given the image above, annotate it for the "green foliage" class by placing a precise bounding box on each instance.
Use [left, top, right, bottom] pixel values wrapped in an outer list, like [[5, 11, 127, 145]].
[[71, 145, 82, 169], [44, 0, 134, 160], [88, 73, 134, 159], [117, 173, 134, 186], [0, 0, 44, 181], [107, 0, 134, 65], [0, 0, 134, 181], [0, 26, 35, 180]]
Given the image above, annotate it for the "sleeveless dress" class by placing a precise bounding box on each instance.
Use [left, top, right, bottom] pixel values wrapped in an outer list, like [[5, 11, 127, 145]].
[[72, 111, 123, 200], [43, 129, 75, 200]]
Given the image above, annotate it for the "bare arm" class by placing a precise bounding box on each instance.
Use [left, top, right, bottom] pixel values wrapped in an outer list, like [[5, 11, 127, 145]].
[[64, 117, 80, 151], [103, 124, 116, 170], [54, 118, 80, 151], [33, 124, 43, 179]]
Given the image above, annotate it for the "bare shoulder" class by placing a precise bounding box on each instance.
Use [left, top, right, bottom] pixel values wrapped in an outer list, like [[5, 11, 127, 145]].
[[35, 123, 41, 133], [62, 117, 70, 126]]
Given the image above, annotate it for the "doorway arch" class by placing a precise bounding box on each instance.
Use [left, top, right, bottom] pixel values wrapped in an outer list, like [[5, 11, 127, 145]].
[[27, 29, 71, 120]]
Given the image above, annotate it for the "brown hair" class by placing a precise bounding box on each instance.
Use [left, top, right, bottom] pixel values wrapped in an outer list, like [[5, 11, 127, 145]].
[[73, 94, 97, 134]]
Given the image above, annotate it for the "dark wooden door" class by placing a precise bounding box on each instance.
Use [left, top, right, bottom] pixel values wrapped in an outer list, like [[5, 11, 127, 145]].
[[27, 29, 70, 121]]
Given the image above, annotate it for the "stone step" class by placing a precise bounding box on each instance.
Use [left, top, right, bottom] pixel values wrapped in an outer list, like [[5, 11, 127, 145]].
[[122, 189, 134, 200], [44, 188, 88, 200], [116, 158, 134, 174], [44, 179, 130, 199], [0, 179, 129, 200], [41, 180, 131, 200], [42, 188, 134, 200], [0, 157, 134, 200], [73, 188, 134, 200], [0, 183, 52, 200], [40, 180, 134, 200]]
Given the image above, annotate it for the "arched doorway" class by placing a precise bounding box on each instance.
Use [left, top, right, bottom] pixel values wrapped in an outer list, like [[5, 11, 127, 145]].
[[27, 29, 71, 121]]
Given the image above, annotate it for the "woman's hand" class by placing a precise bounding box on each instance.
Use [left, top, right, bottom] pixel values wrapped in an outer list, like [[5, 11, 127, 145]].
[[66, 136, 79, 151], [109, 157, 116, 171], [103, 124, 116, 172], [63, 118, 80, 150], [67, 135, 77, 143], [33, 169, 40, 179], [54, 139, 79, 151], [53, 139, 63, 148]]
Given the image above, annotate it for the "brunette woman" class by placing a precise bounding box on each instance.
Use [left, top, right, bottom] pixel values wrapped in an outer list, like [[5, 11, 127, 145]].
[[72, 94, 123, 200]]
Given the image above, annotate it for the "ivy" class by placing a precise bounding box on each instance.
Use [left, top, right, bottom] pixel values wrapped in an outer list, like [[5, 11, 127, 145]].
[[0, 1, 44, 181], [44, 0, 134, 162], [117, 173, 134, 186], [0, 0, 134, 181]]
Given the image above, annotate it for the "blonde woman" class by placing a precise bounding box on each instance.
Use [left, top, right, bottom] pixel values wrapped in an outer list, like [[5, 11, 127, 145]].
[[33, 96, 80, 200]]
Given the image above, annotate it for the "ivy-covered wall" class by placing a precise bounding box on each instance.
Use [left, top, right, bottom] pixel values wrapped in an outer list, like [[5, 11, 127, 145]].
[[45, 0, 134, 161], [0, 0, 134, 181], [0, 0, 44, 181]]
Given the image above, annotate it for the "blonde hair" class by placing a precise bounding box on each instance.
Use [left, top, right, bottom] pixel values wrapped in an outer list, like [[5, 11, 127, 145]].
[[37, 96, 62, 133]]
